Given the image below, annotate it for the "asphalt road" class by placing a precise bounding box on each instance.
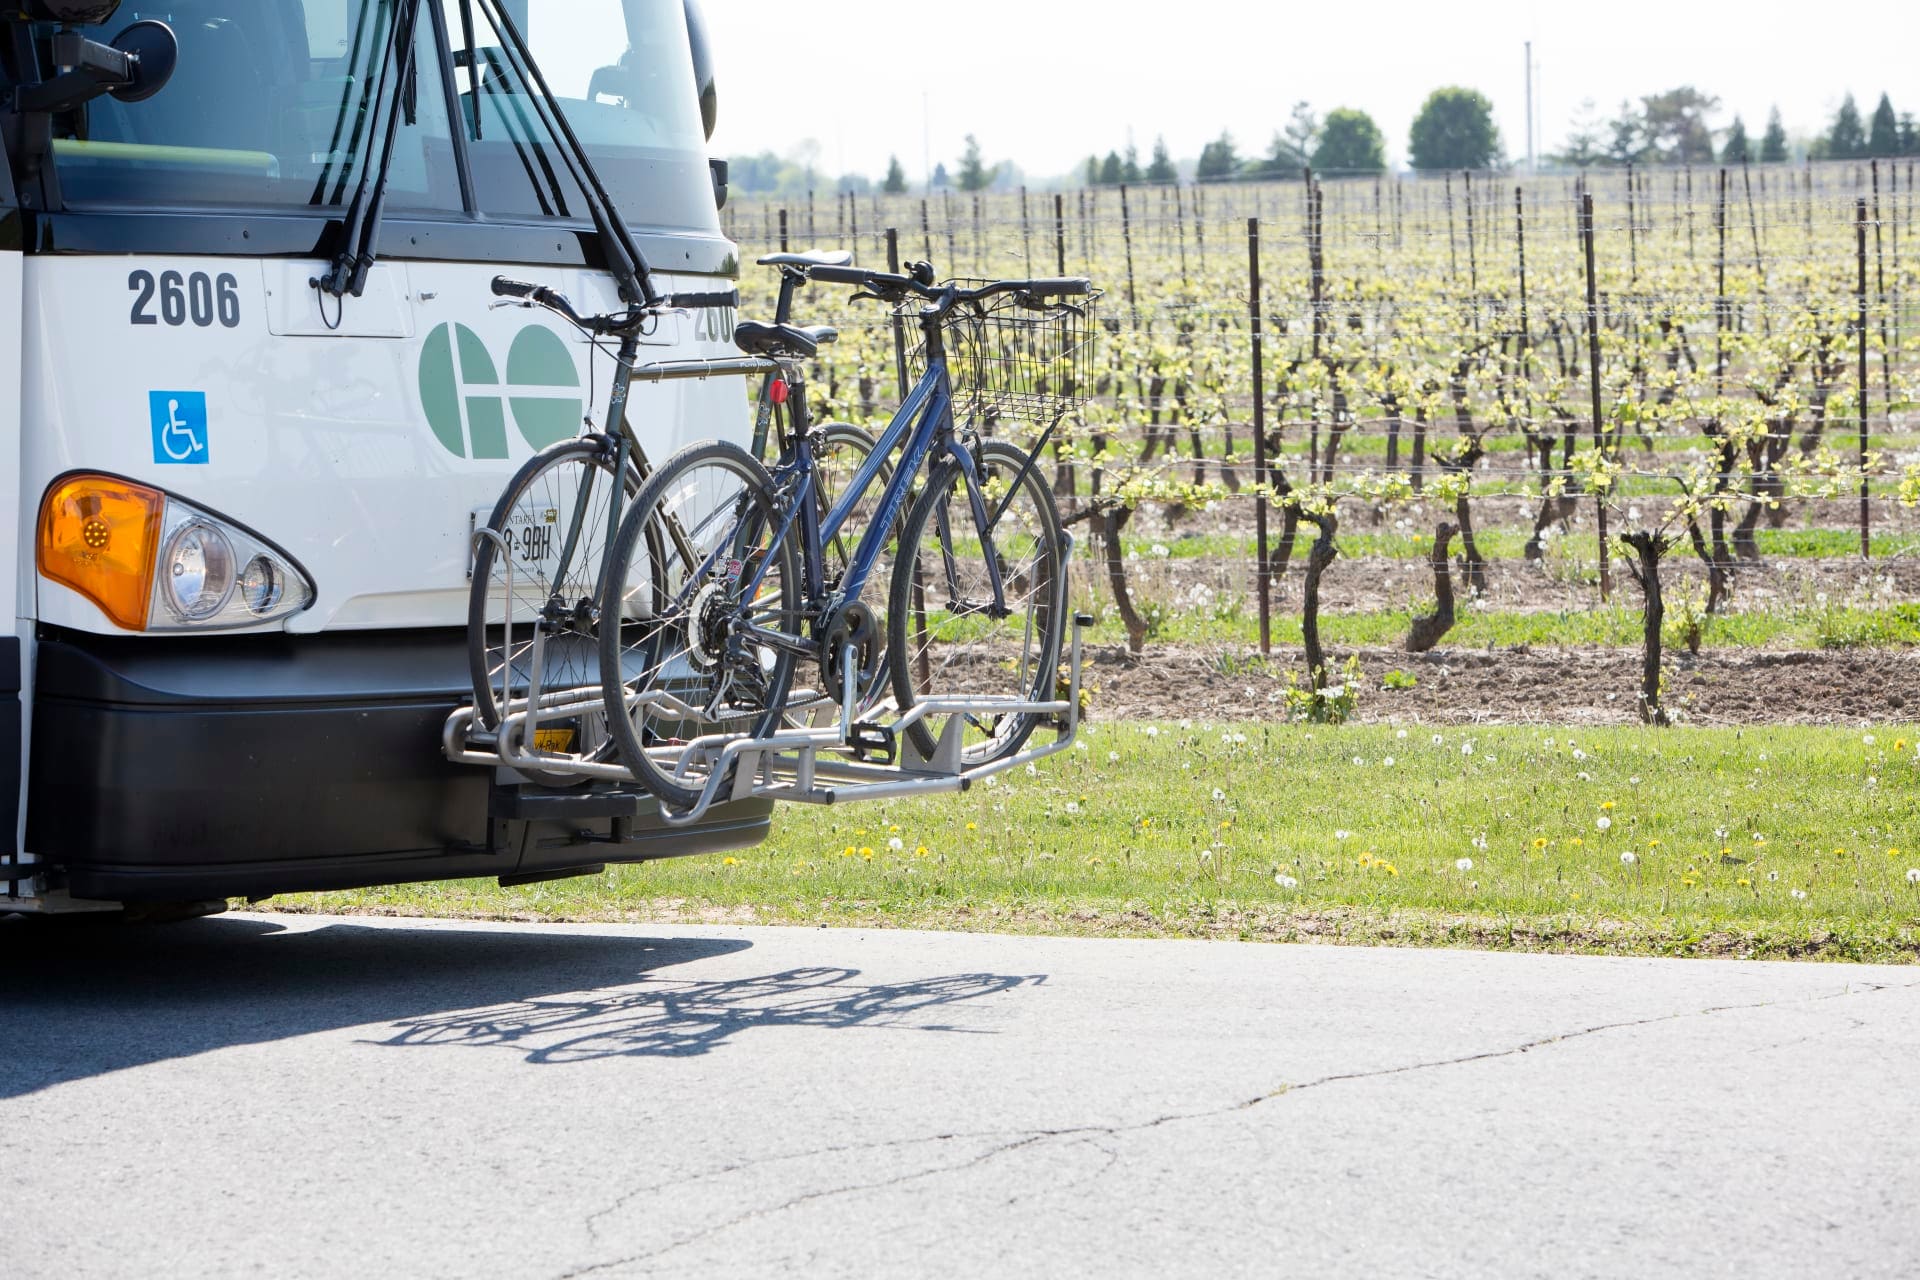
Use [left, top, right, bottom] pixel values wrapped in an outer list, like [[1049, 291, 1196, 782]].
[[3, 912, 1917, 1279]]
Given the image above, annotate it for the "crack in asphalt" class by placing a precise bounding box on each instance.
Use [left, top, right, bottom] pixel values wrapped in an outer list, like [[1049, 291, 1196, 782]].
[[560, 976, 1920, 1277]]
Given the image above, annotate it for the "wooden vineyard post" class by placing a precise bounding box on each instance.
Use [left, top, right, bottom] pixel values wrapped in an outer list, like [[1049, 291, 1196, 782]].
[[1581, 191, 1610, 601], [1856, 197, 1870, 558], [1249, 216, 1271, 655], [889, 225, 931, 693], [1054, 193, 1067, 276], [885, 229, 908, 397], [778, 207, 789, 254], [1119, 184, 1139, 328]]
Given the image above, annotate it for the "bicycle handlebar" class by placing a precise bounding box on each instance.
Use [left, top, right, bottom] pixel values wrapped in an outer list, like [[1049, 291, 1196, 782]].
[[492, 275, 582, 323], [491, 276, 741, 336], [806, 264, 1092, 305]]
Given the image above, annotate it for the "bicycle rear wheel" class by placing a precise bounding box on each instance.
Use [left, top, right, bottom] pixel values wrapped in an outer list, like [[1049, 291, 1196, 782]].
[[600, 439, 801, 811], [468, 437, 637, 779], [887, 440, 1064, 767]]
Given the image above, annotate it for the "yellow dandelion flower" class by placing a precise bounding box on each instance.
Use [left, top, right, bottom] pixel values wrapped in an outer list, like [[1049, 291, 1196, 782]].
[[1895, 739, 1908, 752], [889, 825, 900, 833], [1532, 837, 1550, 849], [1601, 800, 1615, 811], [855, 828, 868, 837], [1570, 890, 1582, 900], [859, 846, 873, 858], [965, 822, 977, 831], [1385, 863, 1399, 877], [843, 845, 856, 858], [722, 856, 739, 866], [1569, 837, 1584, 847], [1737, 878, 1751, 887], [915, 845, 929, 858], [1647, 838, 1661, 849]]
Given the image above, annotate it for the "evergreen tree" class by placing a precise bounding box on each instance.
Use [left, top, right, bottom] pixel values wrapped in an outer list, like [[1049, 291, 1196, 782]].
[[1552, 99, 1606, 167], [1146, 136, 1177, 182], [1408, 87, 1502, 171], [1121, 144, 1143, 184], [1868, 93, 1899, 157], [1721, 116, 1750, 164], [1098, 151, 1123, 185], [1827, 94, 1866, 159], [956, 134, 998, 192], [1901, 114, 1920, 157], [930, 162, 950, 191], [1311, 108, 1386, 173], [1759, 107, 1789, 162], [882, 155, 907, 194], [1195, 132, 1240, 182], [1084, 156, 1100, 187]]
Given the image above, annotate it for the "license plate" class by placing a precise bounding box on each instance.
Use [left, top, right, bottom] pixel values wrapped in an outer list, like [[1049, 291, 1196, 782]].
[[532, 727, 576, 754], [470, 503, 564, 580]]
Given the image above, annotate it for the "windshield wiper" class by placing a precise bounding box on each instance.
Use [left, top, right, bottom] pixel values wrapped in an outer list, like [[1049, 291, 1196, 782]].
[[316, 0, 424, 300], [474, 0, 659, 307]]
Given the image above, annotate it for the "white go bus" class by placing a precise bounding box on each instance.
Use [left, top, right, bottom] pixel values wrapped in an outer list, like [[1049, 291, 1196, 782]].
[[1, 0, 771, 913]]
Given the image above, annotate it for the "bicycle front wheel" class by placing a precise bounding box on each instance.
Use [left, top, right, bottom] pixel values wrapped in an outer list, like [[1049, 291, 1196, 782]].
[[600, 439, 801, 811], [887, 440, 1065, 768], [468, 436, 638, 774]]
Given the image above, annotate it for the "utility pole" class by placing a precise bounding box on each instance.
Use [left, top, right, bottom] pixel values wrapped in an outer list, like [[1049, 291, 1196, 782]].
[[1524, 41, 1535, 173]]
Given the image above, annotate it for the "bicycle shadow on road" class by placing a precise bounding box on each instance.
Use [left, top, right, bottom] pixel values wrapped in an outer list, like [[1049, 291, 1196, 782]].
[[372, 964, 1040, 1064], [0, 914, 748, 1099], [0, 915, 1043, 1096]]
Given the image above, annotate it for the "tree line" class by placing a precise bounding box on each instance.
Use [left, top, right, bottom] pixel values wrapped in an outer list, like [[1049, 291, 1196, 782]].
[[725, 87, 1920, 200], [1556, 89, 1920, 168]]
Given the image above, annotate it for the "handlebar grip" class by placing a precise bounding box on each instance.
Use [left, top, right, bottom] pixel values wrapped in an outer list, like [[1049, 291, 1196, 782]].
[[491, 276, 543, 300], [1017, 278, 1092, 297], [805, 264, 881, 286]]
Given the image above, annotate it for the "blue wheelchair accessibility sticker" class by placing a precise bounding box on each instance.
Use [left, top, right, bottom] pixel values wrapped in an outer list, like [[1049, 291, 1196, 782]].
[[150, 391, 209, 465]]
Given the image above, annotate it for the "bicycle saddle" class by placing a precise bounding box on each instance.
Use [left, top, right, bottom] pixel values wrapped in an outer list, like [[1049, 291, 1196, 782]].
[[757, 249, 855, 269], [733, 320, 839, 359]]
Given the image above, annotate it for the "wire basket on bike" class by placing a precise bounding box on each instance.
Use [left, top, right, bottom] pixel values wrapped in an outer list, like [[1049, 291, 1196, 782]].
[[904, 282, 1102, 435]]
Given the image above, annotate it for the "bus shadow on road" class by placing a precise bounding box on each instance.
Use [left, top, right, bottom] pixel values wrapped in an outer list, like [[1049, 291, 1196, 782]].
[[0, 915, 1042, 1094], [371, 965, 1040, 1063], [0, 914, 750, 1098]]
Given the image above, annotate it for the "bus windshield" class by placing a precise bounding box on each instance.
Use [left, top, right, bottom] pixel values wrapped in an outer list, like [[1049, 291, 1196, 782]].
[[49, 0, 717, 234]]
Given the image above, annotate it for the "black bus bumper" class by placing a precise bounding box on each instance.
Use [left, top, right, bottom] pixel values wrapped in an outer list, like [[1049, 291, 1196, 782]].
[[25, 628, 771, 902]]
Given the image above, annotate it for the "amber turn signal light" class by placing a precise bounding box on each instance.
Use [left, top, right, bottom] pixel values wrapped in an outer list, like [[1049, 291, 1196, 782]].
[[37, 474, 165, 631]]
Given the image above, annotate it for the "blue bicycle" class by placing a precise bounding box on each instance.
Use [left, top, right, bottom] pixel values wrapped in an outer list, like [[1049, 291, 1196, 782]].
[[598, 259, 1097, 811]]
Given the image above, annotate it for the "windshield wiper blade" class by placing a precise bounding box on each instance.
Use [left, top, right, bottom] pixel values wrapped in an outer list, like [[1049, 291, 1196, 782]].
[[475, 0, 659, 308], [317, 0, 423, 299]]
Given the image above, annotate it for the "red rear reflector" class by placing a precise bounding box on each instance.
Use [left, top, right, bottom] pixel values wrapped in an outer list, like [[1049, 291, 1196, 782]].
[[769, 379, 789, 405]]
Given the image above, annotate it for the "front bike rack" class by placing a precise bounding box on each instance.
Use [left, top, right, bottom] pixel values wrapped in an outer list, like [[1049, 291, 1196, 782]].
[[445, 535, 1092, 825]]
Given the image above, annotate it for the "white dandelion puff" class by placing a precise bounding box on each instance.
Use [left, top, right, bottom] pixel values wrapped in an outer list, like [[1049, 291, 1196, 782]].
[[1455, 857, 1475, 872], [1620, 851, 1638, 865], [1275, 873, 1299, 889], [1596, 816, 1612, 831]]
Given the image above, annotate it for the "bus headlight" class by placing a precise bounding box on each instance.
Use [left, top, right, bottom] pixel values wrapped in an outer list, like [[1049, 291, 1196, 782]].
[[39, 473, 314, 632], [161, 521, 237, 621]]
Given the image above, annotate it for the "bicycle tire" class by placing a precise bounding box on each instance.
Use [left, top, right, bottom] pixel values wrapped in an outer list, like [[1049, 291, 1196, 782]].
[[467, 437, 639, 782], [600, 439, 802, 811], [887, 440, 1065, 768]]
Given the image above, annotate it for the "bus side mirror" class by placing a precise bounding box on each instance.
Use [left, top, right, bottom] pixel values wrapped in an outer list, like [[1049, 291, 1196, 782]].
[[709, 157, 728, 210], [13, 18, 176, 113], [684, 0, 716, 140]]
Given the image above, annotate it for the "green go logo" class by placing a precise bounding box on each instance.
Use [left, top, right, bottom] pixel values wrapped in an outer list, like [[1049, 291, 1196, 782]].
[[418, 322, 582, 458]]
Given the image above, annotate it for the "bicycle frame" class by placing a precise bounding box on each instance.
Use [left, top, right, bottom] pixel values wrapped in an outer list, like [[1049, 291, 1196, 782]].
[[742, 343, 1010, 636]]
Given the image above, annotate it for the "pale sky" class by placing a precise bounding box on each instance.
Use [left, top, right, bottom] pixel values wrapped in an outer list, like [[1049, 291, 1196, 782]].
[[703, 0, 1916, 181]]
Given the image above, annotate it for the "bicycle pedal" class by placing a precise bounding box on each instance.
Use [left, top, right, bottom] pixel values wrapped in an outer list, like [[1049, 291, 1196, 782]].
[[847, 721, 896, 765]]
